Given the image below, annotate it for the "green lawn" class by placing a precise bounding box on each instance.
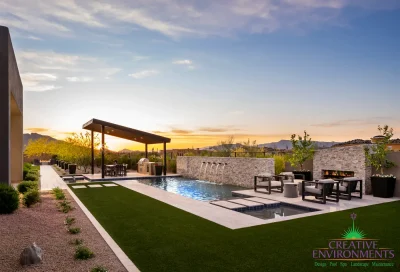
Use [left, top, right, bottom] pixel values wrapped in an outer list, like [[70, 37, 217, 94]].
[[69, 183, 400, 272]]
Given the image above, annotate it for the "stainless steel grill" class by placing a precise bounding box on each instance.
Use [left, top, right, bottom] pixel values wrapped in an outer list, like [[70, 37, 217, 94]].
[[137, 158, 155, 175]]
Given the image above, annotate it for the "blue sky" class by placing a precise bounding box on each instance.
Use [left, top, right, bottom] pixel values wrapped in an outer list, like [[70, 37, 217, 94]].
[[1, 0, 400, 150]]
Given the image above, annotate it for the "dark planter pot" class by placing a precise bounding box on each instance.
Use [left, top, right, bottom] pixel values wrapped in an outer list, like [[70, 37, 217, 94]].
[[60, 161, 64, 168], [64, 163, 69, 170], [155, 165, 163, 176], [68, 164, 77, 174], [293, 171, 313, 181], [371, 177, 396, 198]]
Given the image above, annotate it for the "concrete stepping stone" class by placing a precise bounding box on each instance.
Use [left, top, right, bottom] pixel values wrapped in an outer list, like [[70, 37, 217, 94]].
[[228, 199, 264, 207], [103, 184, 118, 187], [210, 200, 246, 210], [72, 185, 87, 189], [88, 184, 103, 188], [245, 197, 280, 205]]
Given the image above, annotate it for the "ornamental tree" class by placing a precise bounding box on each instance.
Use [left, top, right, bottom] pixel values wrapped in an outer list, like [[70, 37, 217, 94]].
[[364, 125, 395, 175], [289, 131, 315, 170]]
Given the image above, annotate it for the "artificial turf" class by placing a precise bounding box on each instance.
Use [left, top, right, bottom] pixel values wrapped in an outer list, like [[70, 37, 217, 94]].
[[69, 183, 400, 272]]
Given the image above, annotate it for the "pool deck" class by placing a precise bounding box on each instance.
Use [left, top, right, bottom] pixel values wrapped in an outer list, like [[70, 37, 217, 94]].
[[82, 172, 182, 181], [232, 189, 400, 212]]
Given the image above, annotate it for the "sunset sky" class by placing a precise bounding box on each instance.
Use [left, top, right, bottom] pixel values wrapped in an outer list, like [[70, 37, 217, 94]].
[[2, 0, 400, 151]]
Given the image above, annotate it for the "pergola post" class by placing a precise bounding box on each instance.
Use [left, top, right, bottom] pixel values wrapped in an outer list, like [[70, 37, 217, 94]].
[[145, 144, 148, 158], [91, 130, 94, 175], [163, 142, 167, 175], [101, 125, 105, 179]]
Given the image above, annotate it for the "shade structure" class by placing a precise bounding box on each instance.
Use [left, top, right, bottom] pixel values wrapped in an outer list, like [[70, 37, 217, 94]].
[[82, 118, 170, 178], [83, 118, 170, 144]]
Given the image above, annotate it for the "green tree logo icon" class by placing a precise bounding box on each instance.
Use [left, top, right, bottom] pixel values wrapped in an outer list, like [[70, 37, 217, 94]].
[[342, 213, 366, 239]]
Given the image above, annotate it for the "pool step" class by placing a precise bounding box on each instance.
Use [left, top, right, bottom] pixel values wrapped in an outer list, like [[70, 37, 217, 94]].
[[245, 197, 280, 205], [210, 200, 246, 210], [227, 199, 265, 208]]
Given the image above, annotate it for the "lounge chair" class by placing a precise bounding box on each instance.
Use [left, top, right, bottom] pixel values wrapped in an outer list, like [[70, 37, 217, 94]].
[[335, 177, 363, 200], [254, 173, 284, 194], [278, 172, 306, 194], [302, 179, 339, 204]]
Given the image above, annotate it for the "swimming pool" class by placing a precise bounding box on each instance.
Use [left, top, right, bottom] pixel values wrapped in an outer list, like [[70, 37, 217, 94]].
[[137, 177, 246, 201]]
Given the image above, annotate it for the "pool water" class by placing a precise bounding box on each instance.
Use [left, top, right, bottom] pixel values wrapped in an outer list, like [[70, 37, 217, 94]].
[[239, 203, 318, 220], [137, 177, 245, 201]]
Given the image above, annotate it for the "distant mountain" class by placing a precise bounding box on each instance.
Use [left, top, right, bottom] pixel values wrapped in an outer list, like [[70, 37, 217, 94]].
[[259, 140, 341, 150], [118, 148, 134, 153], [23, 133, 58, 149]]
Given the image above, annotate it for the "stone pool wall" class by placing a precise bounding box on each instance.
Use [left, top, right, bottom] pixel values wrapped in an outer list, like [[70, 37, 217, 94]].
[[313, 145, 372, 194], [176, 156, 274, 188]]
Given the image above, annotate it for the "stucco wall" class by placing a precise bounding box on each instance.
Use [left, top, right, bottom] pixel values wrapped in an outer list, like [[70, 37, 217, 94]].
[[177, 156, 274, 188], [313, 145, 372, 194], [0, 26, 23, 184]]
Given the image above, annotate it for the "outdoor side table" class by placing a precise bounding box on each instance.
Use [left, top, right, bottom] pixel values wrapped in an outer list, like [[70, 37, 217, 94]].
[[284, 183, 298, 198]]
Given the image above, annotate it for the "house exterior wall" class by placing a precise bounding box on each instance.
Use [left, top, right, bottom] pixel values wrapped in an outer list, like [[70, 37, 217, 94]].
[[0, 26, 23, 184], [313, 145, 372, 194], [177, 156, 274, 188]]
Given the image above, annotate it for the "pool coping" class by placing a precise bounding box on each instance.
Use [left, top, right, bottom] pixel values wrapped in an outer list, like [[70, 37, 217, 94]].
[[66, 185, 140, 272]]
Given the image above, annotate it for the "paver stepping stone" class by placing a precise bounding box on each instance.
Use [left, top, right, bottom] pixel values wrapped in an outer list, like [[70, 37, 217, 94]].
[[103, 184, 118, 187], [228, 199, 264, 207], [72, 185, 87, 189], [88, 184, 103, 188], [210, 201, 246, 210], [246, 197, 280, 205]]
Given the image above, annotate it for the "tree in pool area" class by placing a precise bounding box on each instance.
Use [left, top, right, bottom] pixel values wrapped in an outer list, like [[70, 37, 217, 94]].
[[289, 131, 315, 170]]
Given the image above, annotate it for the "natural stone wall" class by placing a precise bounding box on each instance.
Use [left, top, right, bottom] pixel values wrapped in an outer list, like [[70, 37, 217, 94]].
[[177, 156, 274, 188], [313, 145, 372, 194]]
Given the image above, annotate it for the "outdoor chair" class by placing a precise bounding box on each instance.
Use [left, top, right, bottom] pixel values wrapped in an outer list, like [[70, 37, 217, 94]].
[[302, 179, 339, 204], [254, 173, 284, 194], [278, 172, 306, 194], [334, 177, 363, 200]]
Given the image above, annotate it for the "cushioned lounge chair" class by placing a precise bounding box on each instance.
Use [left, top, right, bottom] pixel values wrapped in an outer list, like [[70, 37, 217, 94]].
[[335, 177, 363, 200], [254, 173, 284, 194], [278, 172, 306, 194], [302, 179, 339, 204]]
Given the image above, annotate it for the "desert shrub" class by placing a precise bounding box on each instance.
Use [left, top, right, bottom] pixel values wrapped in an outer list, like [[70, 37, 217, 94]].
[[17, 181, 38, 194], [24, 171, 38, 181], [91, 266, 108, 272], [0, 184, 19, 214], [65, 216, 76, 225], [167, 158, 177, 173], [273, 154, 286, 174], [68, 227, 81, 234], [52, 187, 65, 200], [22, 189, 40, 207], [70, 238, 84, 245], [74, 246, 94, 260], [58, 199, 73, 213]]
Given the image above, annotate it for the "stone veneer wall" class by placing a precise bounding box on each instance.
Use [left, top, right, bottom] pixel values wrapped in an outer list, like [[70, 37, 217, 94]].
[[313, 145, 372, 194], [177, 156, 274, 188]]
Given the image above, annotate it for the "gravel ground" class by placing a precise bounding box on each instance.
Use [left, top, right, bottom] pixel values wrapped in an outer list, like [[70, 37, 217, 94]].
[[0, 191, 127, 272]]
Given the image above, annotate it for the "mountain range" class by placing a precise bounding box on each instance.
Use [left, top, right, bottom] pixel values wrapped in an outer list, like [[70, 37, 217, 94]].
[[23, 133, 58, 149], [258, 140, 341, 150], [23, 133, 341, 151]]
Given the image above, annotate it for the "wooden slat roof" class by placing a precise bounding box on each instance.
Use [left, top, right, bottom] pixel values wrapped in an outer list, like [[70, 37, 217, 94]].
[[82, 118, 170, 144]]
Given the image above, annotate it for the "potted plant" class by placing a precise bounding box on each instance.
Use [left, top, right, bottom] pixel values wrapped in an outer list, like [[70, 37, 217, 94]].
[[289, 131, 315, 181], [155, 162, 163, 176], [365, 125, 396, 198], [69, 164, 77, 175]]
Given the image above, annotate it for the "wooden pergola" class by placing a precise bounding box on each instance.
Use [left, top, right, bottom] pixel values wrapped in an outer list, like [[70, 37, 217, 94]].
[[82, 118, 171, 178]]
